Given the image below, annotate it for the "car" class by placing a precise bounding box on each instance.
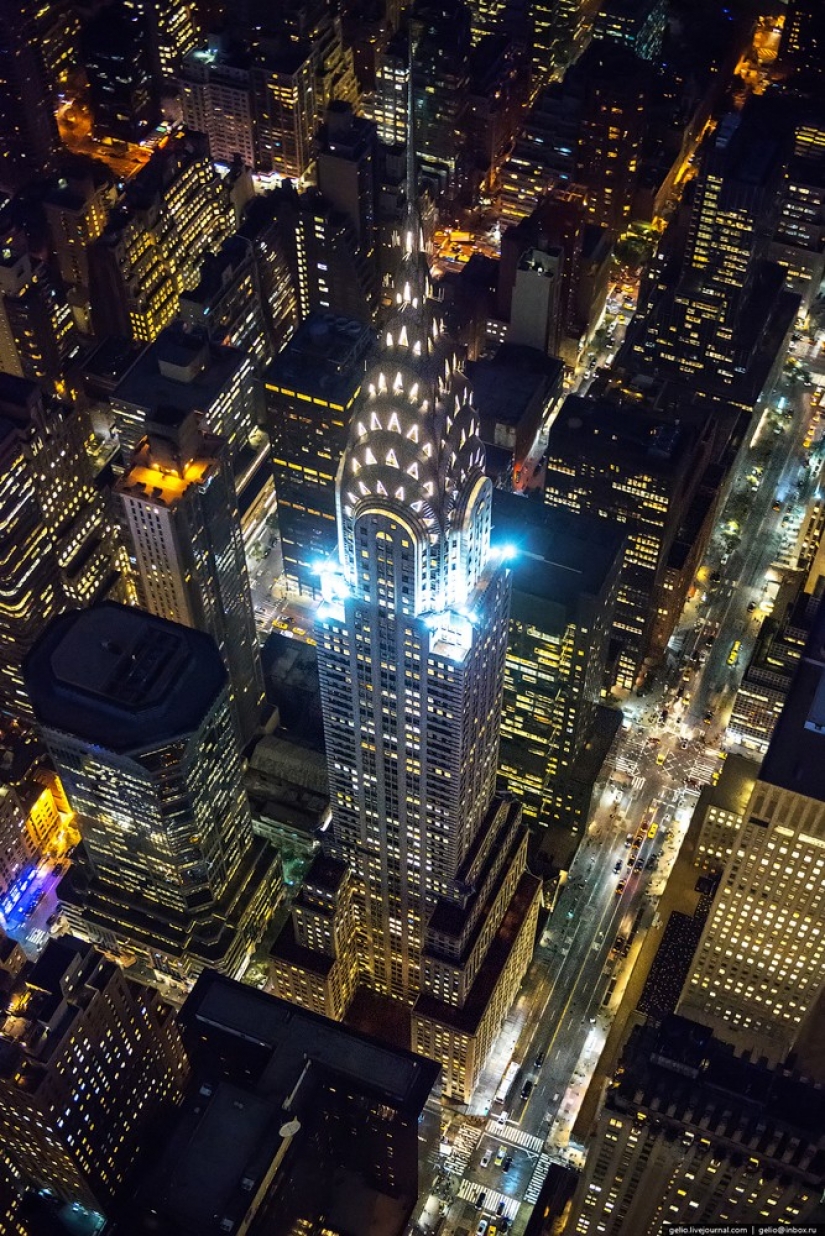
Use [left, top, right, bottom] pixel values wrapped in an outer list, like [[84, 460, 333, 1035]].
[[502, 1154, 513, 1171], [675, 686, 684, 699], [535, 1050, 545, 1068], [480, 1149, 492, 1168], [476, 1192, 487, 1211], [625, 833, 633, 847], [704, 710, 713, 725], [645, 854, 657, 870], [520, 1080, 533, 1100], [656, 751, 666, 766], [614, 859, 623, 873], [497, 1109, 509, 1125], [772, 500, 782, 512], [710, 571, 721, 583], [747, 601, 757, 612], [477, 1218, 488, 1234], [615, 879, 627, 895], [680, 737, 689, 749], [634, 858, 644, 872], [614, 935, 627, 954], [648, 822, 659, 839], [497, 1200, 507, 1216], [495, 1145, 506, 1166]]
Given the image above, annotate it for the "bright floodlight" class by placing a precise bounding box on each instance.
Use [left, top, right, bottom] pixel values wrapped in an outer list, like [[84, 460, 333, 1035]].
[[500, 543, 518, 562]]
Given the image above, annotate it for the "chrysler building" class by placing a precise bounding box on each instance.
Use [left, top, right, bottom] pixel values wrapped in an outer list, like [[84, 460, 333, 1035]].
[[270, 183, 540, 1101]]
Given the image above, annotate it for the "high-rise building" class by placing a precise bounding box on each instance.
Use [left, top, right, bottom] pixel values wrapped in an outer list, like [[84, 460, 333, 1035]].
[[317, 101, 378, 257], [81, 1, 158, 143], [116, 409, 264, 747], [88, 132, 233, 343], [265, 311, 374, 598], [574, 39, 649, 232], [0, 0, 59, 194], [689, 753, 759, 874], [780, 0, 825, 82], [492, 493, 622, 832], [592, 0, 667, 62], [0, 785, 36, 913], [179, 39, 256, 168], [410, 0, 473, 195], [0, 232, 80, 388], [0, 374, 126, 719], [42, 169, 116, 337], [677, 602, 825, 1063], [131, 971, 439, 1236], [252, 39, 318, 180], [109, 322, 262, 463], [25, 603, 282, 985], [769, 114, 825, 315], [179, 234, 271, 365], [0, 936, 188, 1215], [543, 393, 718, 686], [566, 1016, 825, 1236], [624, 97, 799, 406], [270, 202, 541, 1100], [374, 30, 409, 148]]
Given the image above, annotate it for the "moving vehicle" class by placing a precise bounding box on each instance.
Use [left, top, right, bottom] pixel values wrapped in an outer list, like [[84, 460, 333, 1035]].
[[480, 1148, 492, 1168], [520, 1079, 533, 1101], [616, 879, 627, 895], [495, 1145, 506, 1166]]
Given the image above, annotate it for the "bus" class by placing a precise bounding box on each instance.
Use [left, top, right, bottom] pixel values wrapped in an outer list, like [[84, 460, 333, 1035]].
[[494, 1060, 521, 1106]]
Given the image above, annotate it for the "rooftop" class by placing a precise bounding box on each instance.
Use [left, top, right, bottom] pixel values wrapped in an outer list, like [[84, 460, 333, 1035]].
[[467, 345, 563, 428], [182, 972, 440, 1112], [112, 326, 249, 414], [492, 491, 624, 626], [760, 596, 825, 801], [264, 312, 373, 407], [24, 603, 227, 754], [548, 393, 690, 468]]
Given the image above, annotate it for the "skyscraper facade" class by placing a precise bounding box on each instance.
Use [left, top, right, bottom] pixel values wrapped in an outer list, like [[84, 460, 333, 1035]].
[[271, 202, 541, 1100], [116, 409, 264, 747], [678, 602, 825, 1062], [25, 603, 280, 985]]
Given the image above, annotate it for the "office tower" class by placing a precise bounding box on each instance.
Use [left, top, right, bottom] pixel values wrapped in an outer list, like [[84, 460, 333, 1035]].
[[780, 0, 825, 81], [116, 409, 264, 747], [270, 202, 541, 1101], [148, 0, 200, 81], [296, 191, 380, 323], [574, 40, 648, 232], [492, 494, 622, 833], [180, 235, 271, 365], [318, 102, 378, 258], [25, 603, 282, 984], [543, 394, 720, 686], [42, 170, 116, 337], [259, 0, 360, 117], [252, 40, 318, 180], [410, 0, 473, 195], [0, 936, 188, 1215], [466, 34, 529, 188], [500, 88, 582, 224], [625, 98, 799, 406], [265, 312, 374, 598], [0, 233, 80, 388], [0, 0, 59, 194], [110, 322, 262, 462], [728, 583, 816, 755], [529, 0, 589, 91], [592, 0, 667, 62], [567, 1017, 825, 1236], [238, 190, 300, 356], [690, 754, 759, 874], [131, 972, 439, 1236], [678, 605, 825, 1063], [88, 132, 233, 343], [0, 374, 126, 719], [179, 39, 255, 168], [769, 114, 825, 315], [81, 2, 157, 143], [0, 786, 36, 915], [374, 30, 409, 148]]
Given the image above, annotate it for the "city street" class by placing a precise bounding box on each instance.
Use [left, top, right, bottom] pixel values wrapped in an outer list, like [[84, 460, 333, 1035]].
[[412, 332, 822, 1236]]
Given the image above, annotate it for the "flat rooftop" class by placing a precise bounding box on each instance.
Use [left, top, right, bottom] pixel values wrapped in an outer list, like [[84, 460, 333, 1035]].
[[182, 972, 439, 1112], [264, 312, 372, 406], [24, 603, 227, 754], [467, 345, 562, 427], [112, 329, 247, 413], [760, 596, 825, 801], [492, 491, 624, 625]]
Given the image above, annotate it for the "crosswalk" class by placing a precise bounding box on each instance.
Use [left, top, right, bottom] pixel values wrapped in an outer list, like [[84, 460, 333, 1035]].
[[688, 749, 724, 786], [456, 1178, 520, 1221], [446, 1122, 484, 1176], [485, 1118, 544, 1154], [525, 1153, 553, 1206]]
